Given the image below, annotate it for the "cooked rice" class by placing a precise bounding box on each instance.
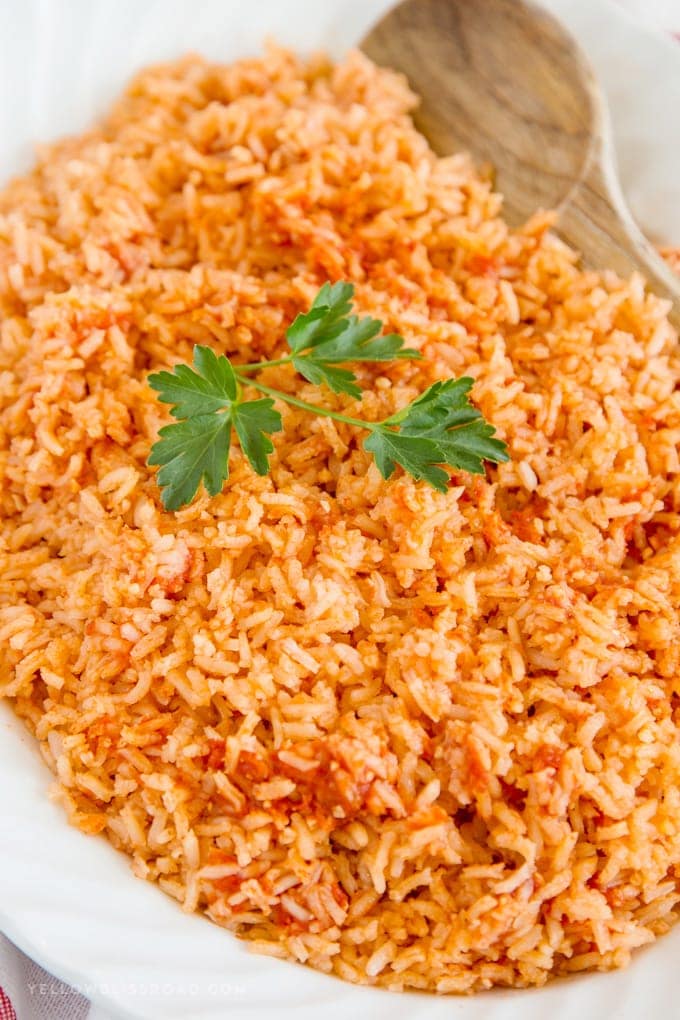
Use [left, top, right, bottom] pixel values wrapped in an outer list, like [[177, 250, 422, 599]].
[[1, 47, 680, 993]]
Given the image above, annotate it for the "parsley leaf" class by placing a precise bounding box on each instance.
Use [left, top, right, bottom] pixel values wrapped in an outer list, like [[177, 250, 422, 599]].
[[286, 282, 421, 397], [429, 419, 510, 475], [390, 377, 509, 473], [363, 430, 451, 492], [285, 282, 355, 351], [387, 378, 482, 433], [148, 347, 282, 508], [148, 345, 237, 418], [232, 399, 282, 476], [147, 283, 510, 510], [289, 361, 361, 398], [365, 378, 509, 488], [148, 413, 232, 511]]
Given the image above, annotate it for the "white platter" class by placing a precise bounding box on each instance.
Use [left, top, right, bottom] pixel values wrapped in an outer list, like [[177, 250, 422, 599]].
[[1, 1, 679, 1018]]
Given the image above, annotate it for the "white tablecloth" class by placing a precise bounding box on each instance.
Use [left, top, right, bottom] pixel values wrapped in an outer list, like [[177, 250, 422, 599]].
[[0, 934, 109, 1020], [1, 1, 677, 1017]]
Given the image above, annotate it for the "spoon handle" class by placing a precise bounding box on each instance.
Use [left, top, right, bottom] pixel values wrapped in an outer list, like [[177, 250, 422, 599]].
[[558, 138, 680, 332]]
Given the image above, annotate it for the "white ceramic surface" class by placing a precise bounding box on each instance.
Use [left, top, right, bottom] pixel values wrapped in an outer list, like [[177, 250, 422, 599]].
[[1, 2, 679, 1018]]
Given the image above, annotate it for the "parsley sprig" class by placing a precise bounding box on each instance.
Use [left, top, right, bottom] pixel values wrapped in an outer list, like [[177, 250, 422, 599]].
[[148, 282, 509, 509]]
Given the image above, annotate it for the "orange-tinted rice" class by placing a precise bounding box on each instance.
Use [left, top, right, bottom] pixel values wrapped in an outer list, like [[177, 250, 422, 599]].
[[1, 47, 680, 993]]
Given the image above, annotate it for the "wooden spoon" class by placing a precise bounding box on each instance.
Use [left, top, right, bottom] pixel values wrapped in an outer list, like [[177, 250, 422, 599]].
[[361, 0, 680, 330]]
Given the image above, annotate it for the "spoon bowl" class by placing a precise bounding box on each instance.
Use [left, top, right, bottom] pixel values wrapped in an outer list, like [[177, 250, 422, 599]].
[[361, 0, 680, 328]]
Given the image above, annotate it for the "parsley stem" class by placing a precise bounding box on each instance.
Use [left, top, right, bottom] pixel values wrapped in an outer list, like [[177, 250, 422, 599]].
[[236, 357, 293, 373], [236, 375, 378, 432]]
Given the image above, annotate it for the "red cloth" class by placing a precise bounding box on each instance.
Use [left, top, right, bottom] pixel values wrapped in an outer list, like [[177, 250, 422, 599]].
[[0, 987, 17, 1020]]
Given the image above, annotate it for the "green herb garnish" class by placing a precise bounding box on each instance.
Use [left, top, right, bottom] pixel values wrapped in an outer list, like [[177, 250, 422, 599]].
[[284, 281, 419, 398], [148, 282, 509, 510]]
